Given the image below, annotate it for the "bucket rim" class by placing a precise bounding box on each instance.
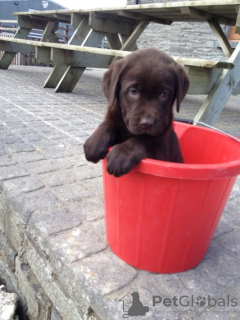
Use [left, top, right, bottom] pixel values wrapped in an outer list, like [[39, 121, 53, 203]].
[[134, 158, 240, 180], [134, 122, 240, 180]]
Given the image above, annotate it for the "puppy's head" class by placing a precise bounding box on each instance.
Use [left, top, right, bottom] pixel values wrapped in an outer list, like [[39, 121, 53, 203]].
[[102, 48, 189, 136]]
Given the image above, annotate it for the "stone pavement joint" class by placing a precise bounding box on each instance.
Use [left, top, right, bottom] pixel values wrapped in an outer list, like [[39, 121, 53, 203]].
[[0, 66, 239, 320]]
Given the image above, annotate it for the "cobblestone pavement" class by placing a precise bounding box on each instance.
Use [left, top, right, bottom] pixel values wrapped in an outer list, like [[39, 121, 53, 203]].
[[0, 65, 239, 320]]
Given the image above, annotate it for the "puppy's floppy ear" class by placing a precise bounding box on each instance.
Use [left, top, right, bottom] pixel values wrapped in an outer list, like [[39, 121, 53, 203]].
[[175, 64, 190, 113], [102, 59, 125, 108]]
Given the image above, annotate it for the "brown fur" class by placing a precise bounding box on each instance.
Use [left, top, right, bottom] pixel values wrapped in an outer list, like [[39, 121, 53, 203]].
[[84, 48, 189, 177]]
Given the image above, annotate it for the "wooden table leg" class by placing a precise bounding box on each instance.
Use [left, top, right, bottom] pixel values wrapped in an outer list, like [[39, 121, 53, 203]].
[[44, 64, 69, 89], [194, 42, 240, 126], [41, 21, 59, 43], [54, 30, 105, 92], [120, 21, 149, 51], [0, 27, 31, 69], [44, 15, 92, 92]]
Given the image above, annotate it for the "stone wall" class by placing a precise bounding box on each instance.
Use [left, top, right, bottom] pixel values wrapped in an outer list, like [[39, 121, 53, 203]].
[[137, 22, 227, 60], [127, 0, 229, 60]]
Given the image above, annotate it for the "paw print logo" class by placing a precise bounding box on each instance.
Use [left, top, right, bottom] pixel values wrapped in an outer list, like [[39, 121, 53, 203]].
[[195, 296, 206, 307]]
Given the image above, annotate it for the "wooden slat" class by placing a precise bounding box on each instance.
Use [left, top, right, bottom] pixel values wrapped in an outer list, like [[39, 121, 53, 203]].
[[90, 12, 138, 25], [180, 7, 234, 25], [174, 56, 234, 69], [12, 1, 239, 26], [17, 16, 48, 30], [29, 13, 71, 24], [0, 39, 35, 53], [181, 7, 213, 19], [13, 1, 240, 14], [89, 12, 136, 35], [0, 37, 235, 70], [187, 67, 221, 94], [52, 13, 71, 22], [118, 10, 172, 25]]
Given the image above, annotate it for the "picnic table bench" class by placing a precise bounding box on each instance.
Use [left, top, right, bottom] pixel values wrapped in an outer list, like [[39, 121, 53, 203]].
[[0, 0, 240, 125]]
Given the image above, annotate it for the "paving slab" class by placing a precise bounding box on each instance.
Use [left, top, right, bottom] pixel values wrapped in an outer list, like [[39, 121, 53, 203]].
[[0, 65, 239, 320]]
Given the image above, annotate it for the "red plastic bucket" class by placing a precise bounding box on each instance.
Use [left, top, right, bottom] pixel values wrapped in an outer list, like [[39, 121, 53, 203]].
[[102, 122, 240, 273]]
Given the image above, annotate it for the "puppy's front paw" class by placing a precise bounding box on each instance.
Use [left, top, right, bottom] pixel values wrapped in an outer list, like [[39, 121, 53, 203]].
[[84, 136, 109, 163], [106, 145, 142, 177]]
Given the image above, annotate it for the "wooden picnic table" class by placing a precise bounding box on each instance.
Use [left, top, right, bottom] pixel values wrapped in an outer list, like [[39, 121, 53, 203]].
[[0, 0, 240, 125]]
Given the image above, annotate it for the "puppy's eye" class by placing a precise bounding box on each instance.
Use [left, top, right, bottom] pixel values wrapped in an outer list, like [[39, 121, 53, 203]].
[[128, 87, 139, 96], [159, 90, 170, 99]]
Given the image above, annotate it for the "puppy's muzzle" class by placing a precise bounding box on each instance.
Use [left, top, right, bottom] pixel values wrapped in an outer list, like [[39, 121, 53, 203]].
[[139, 118, 154, 131]]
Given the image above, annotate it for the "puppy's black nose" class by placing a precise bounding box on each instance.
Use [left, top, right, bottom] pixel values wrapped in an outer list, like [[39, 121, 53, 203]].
[[140, 118, 154, 130]]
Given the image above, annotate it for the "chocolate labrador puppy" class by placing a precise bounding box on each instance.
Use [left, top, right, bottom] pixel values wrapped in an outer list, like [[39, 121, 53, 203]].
[[84, 48, 189, 177]]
